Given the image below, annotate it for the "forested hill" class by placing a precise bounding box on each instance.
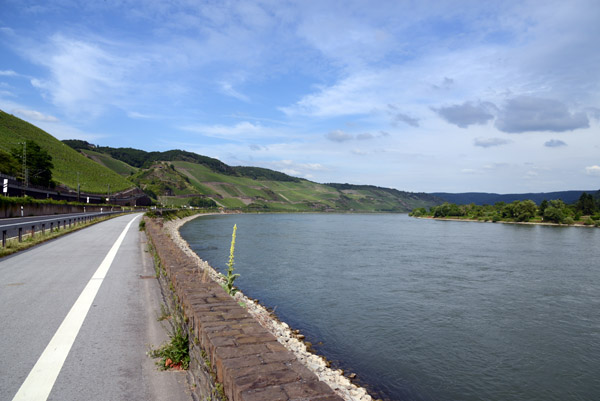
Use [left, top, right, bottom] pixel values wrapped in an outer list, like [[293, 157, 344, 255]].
[[432, 191, 599, 206], [62, 140, 300, 182], [328, 183, 441, 204]]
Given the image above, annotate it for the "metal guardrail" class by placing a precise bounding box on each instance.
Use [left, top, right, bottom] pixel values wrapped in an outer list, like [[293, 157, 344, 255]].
[[0, 211, 130, 247]]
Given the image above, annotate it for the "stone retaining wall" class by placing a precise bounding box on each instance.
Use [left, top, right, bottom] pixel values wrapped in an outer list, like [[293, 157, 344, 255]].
[[145, 218, 344, 401]]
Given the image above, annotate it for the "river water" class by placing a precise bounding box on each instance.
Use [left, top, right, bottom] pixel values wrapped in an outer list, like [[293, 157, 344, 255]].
[[179, 213, 600, 401]]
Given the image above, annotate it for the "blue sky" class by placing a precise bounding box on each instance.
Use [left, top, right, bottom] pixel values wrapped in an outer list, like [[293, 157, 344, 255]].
[[1, 0, 599, 193]]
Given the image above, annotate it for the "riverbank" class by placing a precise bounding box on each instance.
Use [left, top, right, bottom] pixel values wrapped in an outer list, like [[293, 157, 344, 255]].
[[164, 213, 373, 401], [416, 215, 599, 227]]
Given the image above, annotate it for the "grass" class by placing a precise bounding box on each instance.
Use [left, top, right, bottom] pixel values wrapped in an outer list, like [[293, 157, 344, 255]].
[[0, 213, 126, 258], [80, 149, 138, 176], [0, 110, 134, 193]]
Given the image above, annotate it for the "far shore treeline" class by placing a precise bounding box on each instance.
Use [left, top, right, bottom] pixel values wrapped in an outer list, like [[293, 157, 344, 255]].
[[410, 192, 600, 226]]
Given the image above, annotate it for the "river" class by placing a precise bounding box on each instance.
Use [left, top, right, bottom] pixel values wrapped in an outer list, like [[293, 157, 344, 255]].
[[179, 213, 600, 401]]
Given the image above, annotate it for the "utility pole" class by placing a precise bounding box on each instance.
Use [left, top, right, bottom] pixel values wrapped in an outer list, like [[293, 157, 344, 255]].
[[22, 141, 28, 187], [77, 172, 80, 202], [19, 141, 28, 196]]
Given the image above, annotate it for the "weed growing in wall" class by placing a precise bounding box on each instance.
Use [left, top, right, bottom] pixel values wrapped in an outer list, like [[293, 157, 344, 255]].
[[149, 322, 190, 370], [222, 224, 239, 295]]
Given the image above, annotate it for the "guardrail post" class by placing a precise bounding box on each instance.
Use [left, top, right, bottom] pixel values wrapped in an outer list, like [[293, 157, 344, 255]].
[[18, 227, 22, 242], [31, 225, 35, 238], [42, 224, 45, 235], [2, 230, 6, 247], [51, 222, 54, 232], [69, 219, 71, 228]]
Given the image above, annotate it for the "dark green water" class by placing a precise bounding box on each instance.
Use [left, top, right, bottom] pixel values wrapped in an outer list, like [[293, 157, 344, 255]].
[[180, 214, 600, 401]]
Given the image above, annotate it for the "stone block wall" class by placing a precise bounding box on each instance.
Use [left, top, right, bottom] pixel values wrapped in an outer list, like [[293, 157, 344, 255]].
[[145, 218, 343, 401]]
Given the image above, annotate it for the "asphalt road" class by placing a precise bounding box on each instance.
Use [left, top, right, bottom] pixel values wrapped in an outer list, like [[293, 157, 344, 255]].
[[0, 213, 191, 401]]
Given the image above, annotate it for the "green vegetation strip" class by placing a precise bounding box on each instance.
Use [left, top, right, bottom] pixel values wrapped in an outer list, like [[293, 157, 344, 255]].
[[411, 193, 600, 226], [0, 213, 129, 258], [0, 195, 121, 208]]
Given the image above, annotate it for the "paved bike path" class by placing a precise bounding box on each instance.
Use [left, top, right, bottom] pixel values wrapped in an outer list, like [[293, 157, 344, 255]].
[[0, 214, 190, 401]]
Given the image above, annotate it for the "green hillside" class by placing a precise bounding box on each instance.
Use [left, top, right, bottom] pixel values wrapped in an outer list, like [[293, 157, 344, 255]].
[[80, 149, 138, 176], [165, 161, 439, 212], [62, 135, 442, 212], [0, 111, 134, 193]]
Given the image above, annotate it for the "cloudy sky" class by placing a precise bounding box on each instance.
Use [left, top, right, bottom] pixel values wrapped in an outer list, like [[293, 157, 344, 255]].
[[1, 0, 599, 193]]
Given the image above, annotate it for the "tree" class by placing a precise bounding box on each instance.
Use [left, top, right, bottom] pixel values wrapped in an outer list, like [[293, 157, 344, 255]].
[[539, 200, 549, 215], [543, 200, 567, 223], [432, 202, 464, 217], [189, 197, 217, 208], [0, 149, 21, 177], [576, 192, 596, 215], [513, 200, 537, 221], [10, 140, 54, 187]]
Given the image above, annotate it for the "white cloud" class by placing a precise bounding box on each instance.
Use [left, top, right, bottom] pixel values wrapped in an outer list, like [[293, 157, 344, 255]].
[[22, 34, 142, 117], [325, 130, 354, 142], [585, 165, 600, 176], [434, 101, 496, 129], [183, 121, 260, 136], [0, 70, 18, 76], [495, 96, 589, 133], [261, 159, 325, 179], [180, 121, 288, 140], [474, 137, 510, 148], [12, 108, 59, 122], [356, 133, 374, 140], [218, 81, 250, 102], [127, 111, 158, 119], [544, 139, 567, 148]]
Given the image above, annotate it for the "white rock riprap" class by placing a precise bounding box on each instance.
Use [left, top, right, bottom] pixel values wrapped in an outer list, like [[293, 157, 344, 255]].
[[162, 213, 374, 401]]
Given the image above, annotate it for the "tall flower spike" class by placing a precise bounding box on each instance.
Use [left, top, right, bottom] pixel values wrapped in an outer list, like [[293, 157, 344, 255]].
[[228, 224, 237, 272]]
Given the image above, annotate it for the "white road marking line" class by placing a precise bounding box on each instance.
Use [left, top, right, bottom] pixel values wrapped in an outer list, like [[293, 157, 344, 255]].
[[11, 215, 140, 401]]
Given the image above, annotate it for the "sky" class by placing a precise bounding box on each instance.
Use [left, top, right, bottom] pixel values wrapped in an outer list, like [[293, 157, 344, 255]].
[[1, 0, 599, 193]]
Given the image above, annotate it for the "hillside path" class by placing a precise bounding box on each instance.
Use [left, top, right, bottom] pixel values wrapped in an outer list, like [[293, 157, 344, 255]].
[[0, 214, 191, 401]]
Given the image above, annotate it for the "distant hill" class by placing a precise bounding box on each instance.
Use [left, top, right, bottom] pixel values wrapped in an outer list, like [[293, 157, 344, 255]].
[[0, 111, 135, 193], [63, 140, 300, 181], [432, 191, 598, 205], [63, 140, 440, 212]]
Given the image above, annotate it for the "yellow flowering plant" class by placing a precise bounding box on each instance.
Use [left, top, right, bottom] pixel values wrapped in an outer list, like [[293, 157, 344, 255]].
[[223, 224, 239, 295]]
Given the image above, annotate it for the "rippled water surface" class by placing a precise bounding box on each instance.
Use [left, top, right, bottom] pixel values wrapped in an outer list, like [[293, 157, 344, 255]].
[[180, 214, 600, 401]]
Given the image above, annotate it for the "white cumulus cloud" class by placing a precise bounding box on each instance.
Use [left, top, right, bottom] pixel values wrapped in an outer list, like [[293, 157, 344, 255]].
[[13, 108, 58, 122], [585, 165, 600, 176]]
